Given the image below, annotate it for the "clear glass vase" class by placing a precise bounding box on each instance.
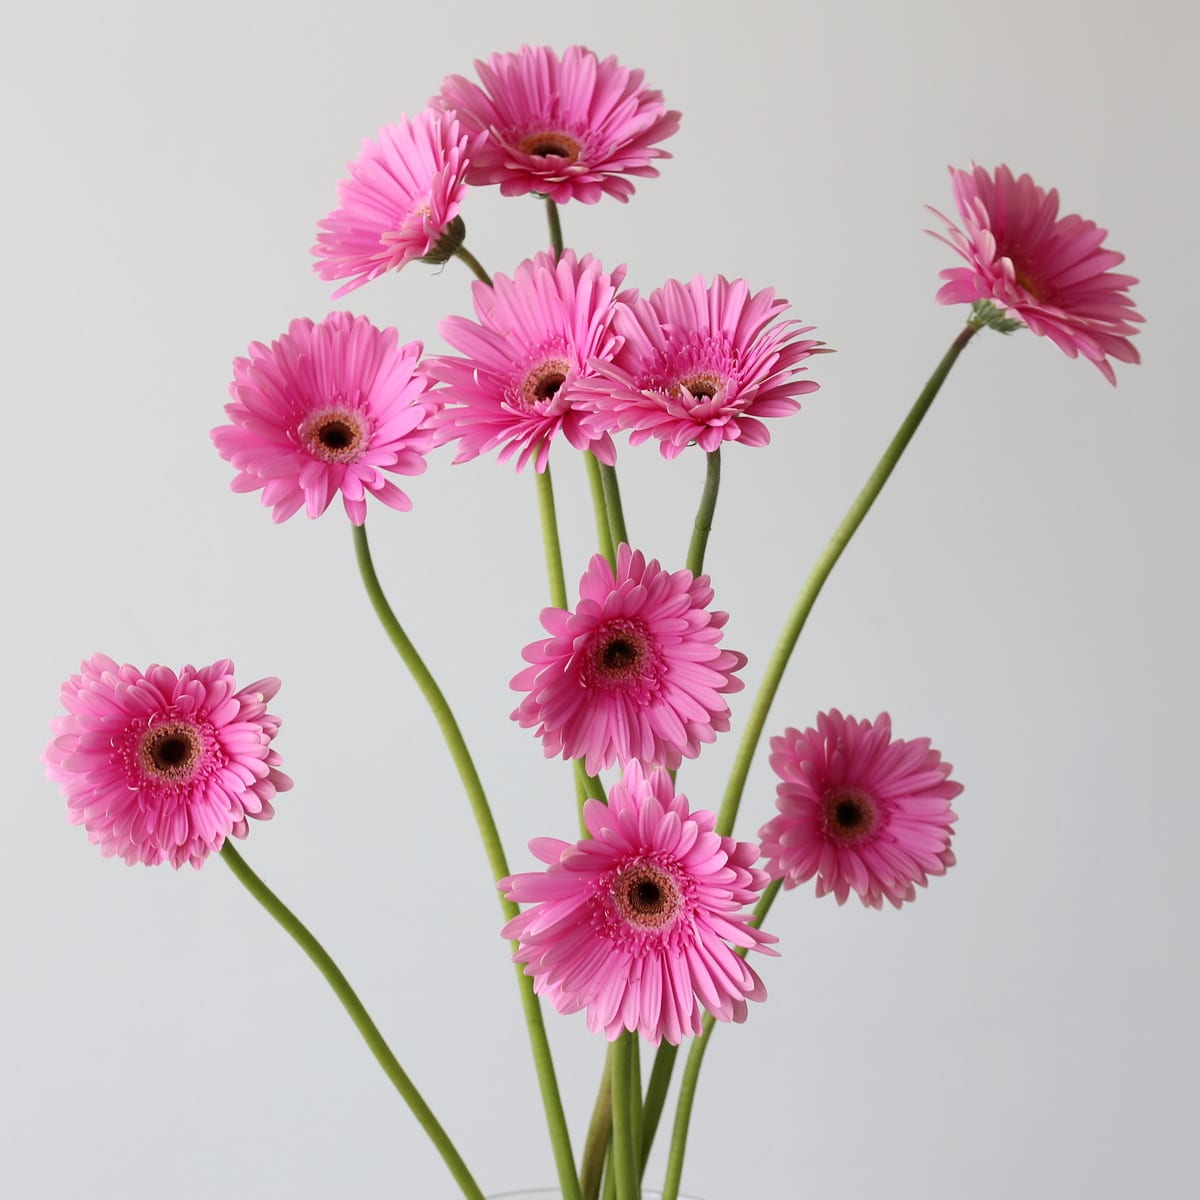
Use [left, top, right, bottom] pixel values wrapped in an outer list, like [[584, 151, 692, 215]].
[[488, 1191, 704, 1199]]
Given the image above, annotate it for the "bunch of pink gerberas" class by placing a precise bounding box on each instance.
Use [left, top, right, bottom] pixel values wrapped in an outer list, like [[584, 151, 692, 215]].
[[44, 43, 1141, 1200]]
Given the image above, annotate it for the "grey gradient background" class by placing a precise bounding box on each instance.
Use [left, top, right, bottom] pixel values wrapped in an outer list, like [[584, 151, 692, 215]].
[[3, 1, 1197, 1197]]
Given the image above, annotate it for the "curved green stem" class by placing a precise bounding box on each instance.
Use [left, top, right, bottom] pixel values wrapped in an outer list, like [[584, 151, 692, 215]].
[[584, 452, 617, 568], [219, 842, 485, 1200], [610, 1032, 638, 1200], [536, 466, 568, 609], [598, 462, 629, 549], [351, 523, 580, 1200], [581, 1046, 615, 1200], [453, 245, 492, 286], [545, 196, 565, 259], [638, 1041, 678, 1174], [716, 323, 980, 837], [685, 449, 721, 578]]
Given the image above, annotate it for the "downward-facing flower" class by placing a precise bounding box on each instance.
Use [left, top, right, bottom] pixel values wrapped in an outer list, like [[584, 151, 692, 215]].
[[434, 44, 681, 204], [930, 163, 1142, 384], [212, 312, 440, 525], [759, 710, 961, 909], [511, 545, 746, 775], [427, 250, 625, 471], [312, 109, 482, 297], [43, 656, 292, 869], [500, 760, 777, 1045], [582, 275, 825, 459]]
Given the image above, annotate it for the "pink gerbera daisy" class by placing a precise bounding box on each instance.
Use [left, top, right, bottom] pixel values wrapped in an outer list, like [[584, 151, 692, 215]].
[[43, 655, 292, 869], [434, 45, 681, 204], [312, 108, 482, 297], [759, 710, 961, 910], [500, 760, 777, 1045], [511, 544, 746, 776], [930, 163, 1142, 384], [582, 276, 825, 459], [427, 249, 625, 471], [212, 312, 440, 525]]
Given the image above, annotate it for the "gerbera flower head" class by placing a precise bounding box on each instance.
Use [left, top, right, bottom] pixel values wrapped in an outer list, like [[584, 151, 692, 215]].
[[930, 163, 1142, 384], [759, 710, 961, 910], [212, 312, 440, 525], [582, 275, 825, 459], [313, 108, 482, 297], [500, 760, 777, 1045], [434, 44, 681, 204], [43, 655, 292, 869], [511, 544, 746, 776], [427, 249, 625, 471]]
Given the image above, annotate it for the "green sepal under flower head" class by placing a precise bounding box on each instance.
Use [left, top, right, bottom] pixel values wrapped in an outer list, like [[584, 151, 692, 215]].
[[420, 215, 467, 265], [968, 299, 1025, 334]]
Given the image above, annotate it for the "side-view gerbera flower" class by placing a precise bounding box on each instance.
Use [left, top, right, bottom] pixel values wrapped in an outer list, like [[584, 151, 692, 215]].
[[929, 163, 1142, 384], [511, 544, 747, 775], [312, 108, 482, 297], [43, 655, 292, 869], [759, 710, 961, 909], [427, 249, 625, 471], [434, 44, 681, 204], [581, 275, 825, 459], [212, 312, 440, 524], [500, 760, 777, 1045]]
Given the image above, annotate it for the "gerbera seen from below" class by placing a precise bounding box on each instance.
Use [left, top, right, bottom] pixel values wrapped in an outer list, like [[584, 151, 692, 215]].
[[428, 249, 625, 471], [312, 109, 482, 297], [511, 544, 747, 776], [212, 312, 440, 525], [930, 163, 1142, 384], [759, 710, 961, 909], [434, 44, 681, 204], [43, 656, 292, 869], [500, 760, 777, 1045], [582, 275, 825, 459]]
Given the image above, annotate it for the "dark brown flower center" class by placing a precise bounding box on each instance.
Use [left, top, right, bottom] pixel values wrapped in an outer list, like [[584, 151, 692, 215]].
[[676, 372, 722, 403], [139, 722, 202, 781], [822, 788, 879, 844], [519, 359, 572, 412], [602, 637, 640, 671], [615, 864, 681, 930], [303, 408, 366, 464], [519, 131, 583, 162], [588, 620, 650, 685]]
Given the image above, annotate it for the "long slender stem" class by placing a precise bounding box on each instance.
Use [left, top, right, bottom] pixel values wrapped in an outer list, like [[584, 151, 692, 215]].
[[685, 449, 721, 578], [453, 245, 492, 286], [584, 452, 617, 568], [536, 466, 569, 609], [638, 1042, 678, 1174], [219, 842, 485, 1200], [581, 1046, 615, 1200], [610, 1033, 638, 1200], [545, 197, 565, 259], [351, 523, 580, 1200], [599, 462, 629, 548], [716, 323, 979, 837]]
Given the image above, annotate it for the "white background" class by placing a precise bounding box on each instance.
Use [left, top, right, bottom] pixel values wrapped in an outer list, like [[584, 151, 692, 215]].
[[3, 1, 1196, 1197]]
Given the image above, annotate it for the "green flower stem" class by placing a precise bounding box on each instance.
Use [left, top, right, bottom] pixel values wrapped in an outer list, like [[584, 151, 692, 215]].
[[715, 323, 980, 838], [351, 523, 580, 1200], [219, 842, 485, 1200], [638, 1041, 678, 1174], [599, 462, 629, 548], [685, 449, 721, 578], [584, 452, 617, 568], [574, 759, 607, 804], [581, 1046, 616, 1200], [536, 466, 569, 609], [453, 245, 493, 286], [610, 1032, 639, 1200], [546, 196, 565, 259], [659, 879, 782, 1200]]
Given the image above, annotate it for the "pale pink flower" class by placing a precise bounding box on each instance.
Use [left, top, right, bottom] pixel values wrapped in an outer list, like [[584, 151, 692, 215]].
[[759, 710, 961, 910], [43, 656, 292, 869], [511, 545, 746, 776], [930, 163, 1142, 384], [427, 250, 624, 471], [313, 109, 482, 297], [500, 760, 777, 1045], [434, 45, 680, 204], [582, 276, 824, 459], [212, 312, 439, 525]]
